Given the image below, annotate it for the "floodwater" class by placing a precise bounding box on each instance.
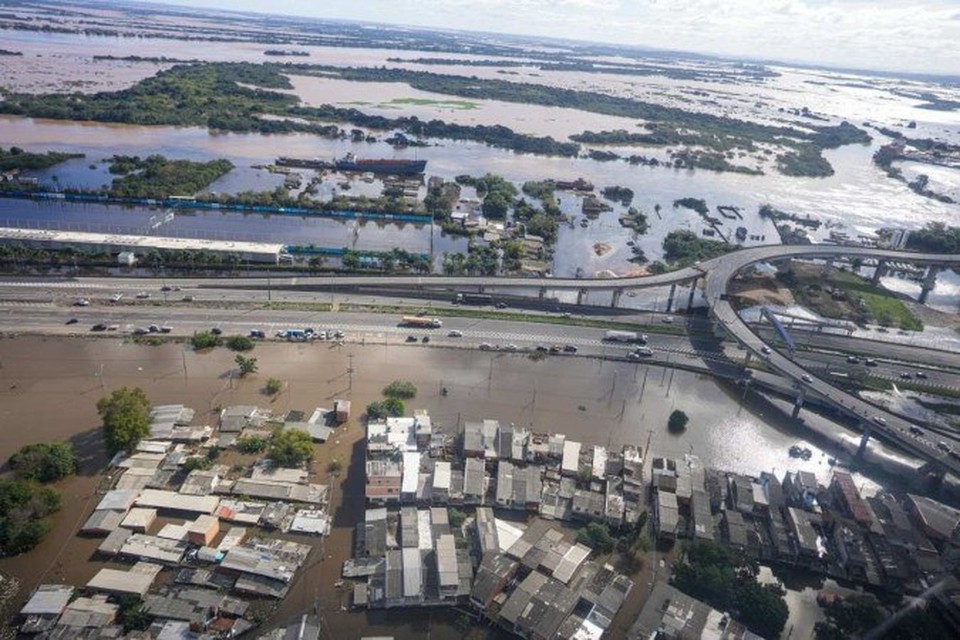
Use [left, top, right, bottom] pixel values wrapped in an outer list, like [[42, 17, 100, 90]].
[[0, 336, 924, 637]]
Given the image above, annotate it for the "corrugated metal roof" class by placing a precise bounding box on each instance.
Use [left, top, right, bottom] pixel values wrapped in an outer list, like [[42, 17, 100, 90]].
[[20, 585, 72, 616]]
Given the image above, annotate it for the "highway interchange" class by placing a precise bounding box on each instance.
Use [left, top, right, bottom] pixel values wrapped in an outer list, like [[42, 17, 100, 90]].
[[2, 242, 960, 474]]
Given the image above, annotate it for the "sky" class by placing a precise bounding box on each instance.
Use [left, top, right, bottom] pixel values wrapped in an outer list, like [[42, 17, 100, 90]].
[[154, 0, 960, 75]]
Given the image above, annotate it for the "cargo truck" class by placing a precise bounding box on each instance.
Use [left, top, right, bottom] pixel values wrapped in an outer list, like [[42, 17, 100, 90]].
[[454, 293, 493, 305], [400, 316, 443, 328]]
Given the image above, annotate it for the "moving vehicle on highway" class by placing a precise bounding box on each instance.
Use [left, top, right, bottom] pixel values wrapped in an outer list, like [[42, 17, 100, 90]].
[[603, 330, 647, 343], [400, 316, 442, 328], [454, 293, 493, 305]]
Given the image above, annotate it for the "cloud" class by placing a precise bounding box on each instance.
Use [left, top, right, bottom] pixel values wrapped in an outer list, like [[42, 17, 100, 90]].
[[158, 0, 960, 75]]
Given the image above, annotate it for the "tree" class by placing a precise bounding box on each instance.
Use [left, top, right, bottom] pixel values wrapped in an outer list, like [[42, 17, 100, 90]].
[[577, 522, 615, 553], [97, 387, 151, 454], [668, 409, 689, 433], [235, 435, 268, 454], [648, 260, 667, 275], [0, 479, 61, 556], [118, 596, 153, 633], [265, 377, 283, 395], [235, 354, 258, 377], [8, 442, 76, 482], [448, 508, 467, 528], [815, 594, 886, 640], [190, 331, 222, 350], [226, 335, 254, 351], [328, 458, 343, 474], [383, 380, 417, 399], [366, 397, 405, 421], [268, 428, 314, 467]]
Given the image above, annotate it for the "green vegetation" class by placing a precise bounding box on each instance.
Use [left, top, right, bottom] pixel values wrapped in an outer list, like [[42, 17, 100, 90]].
[[831, 271, 923, 330], [672, 197, 709, 216], [671, 150, 762, 175], [667, 409, 689, 433], [118, 596, 153, 633], [328, 459, 343, 474], [235, 354, 259, 377], [8, 442, 76, 482], [577, 521, 616, 553], [265, 377, 283, 395], [366, 397, 406, 421], [268, 428, 314, 467], [0, 479, 61, 556], [383, 380, 418, 399], [905, 222, 960, 253], [386, 97, 479, 110], [456, 173, 518, 219], [777, 144, 834, 177], [448, 508, 467, 528], [226, 335, 255, 352], [0, 146, 84, 172], [97, 387, 151, 455], [814, 593, 885, 640], [521, 180, 561, 216], [673, 540, 789, 639], [601, 185, 634, 206], [442, 243, 500, 276], [619, 207, 649, 234], [105, 154, 233, 199], [662, 230, 734, 266], [190, 331, 223, 350], [235, 435, 269, 454]]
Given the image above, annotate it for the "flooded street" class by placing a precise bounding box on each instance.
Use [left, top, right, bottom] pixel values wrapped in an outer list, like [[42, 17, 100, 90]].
[[0, 335, 892, 637]]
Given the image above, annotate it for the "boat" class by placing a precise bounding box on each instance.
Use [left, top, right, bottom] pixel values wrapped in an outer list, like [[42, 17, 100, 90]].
[[334, 153, 426, 175]]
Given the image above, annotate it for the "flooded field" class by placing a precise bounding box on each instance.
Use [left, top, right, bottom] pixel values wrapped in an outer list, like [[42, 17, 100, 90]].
[[0, 335, 892, 637]]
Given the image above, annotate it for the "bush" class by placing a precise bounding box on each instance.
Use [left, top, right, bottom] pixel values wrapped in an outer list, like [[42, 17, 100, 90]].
[[235, 436, 268, 454], [328, 459, 343, 473], [8, 442, 76, 482], [0, 479, 61, 556], [383, 380, 417, 399], [668, 409, 689, 433], [235, 354, 258, 377], [449, 508, 467, 528], [265, 377, 283, 395], [97, 387, 151, 455], [226, 335, 255, 351], [191, 331, 223, 350], [182, 456, 212, 472], [268, 428, 314, 467], [366, 397, 405, 420]]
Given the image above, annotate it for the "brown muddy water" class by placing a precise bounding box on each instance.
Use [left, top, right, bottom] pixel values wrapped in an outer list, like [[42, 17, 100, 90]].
[[0, 335, 847, 637]]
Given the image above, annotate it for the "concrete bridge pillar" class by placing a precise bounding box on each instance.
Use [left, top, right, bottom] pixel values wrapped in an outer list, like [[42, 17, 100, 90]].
[[686, 277, 699, 311], [666, 284, 677, 313], [576, 288, 587, 306], [478, 285, 485, 294], [538, 286, 547, 299], [919, 265, 940, 304], [872, 260, 887, 286], [611, 288, 623, 308], [791, 387, 805, 419], [857, 424, 872, 458], [744, 350, 752, 366]]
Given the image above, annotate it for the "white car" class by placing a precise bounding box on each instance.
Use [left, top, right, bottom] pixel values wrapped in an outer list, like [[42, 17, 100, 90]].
[[74, 298, 90, 307], [135, 291, 150, 299], [110, 293, 124, 303], [447, 330, 463, 337]]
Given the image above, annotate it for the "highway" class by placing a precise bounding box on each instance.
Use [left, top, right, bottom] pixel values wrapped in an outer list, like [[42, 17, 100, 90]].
[[2, 243, 959, 473]]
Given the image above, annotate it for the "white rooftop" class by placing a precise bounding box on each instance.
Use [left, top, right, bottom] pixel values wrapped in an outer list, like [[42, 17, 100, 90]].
[[0, 227, 283, 257]]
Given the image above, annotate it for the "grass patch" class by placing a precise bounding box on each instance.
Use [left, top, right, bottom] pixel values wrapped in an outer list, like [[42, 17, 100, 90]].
[[832, 271, 923, 331], [386, 98, 480, 110]]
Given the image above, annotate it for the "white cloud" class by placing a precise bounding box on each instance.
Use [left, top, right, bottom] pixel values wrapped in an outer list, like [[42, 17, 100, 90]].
[[158, 0, 960, 75]]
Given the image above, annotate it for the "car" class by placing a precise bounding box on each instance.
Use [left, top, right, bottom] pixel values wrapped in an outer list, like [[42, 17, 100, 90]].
[[535, 346, 548, 352], [210, 327, 222, 336], [148, 325, 160, 333], [107, 324, 119, 331], [506, 344, 518, 351], [634, 347, 654, 357], [160, 326, 173, 334], [915, 371, 928, 379], [496, 301, 508, 309], [846, 356, 860, 364], [872, 416, 888, 426], [864, 358, 877, 367], [109, 293, 123, 303], [422, 336, 430, 344], [161, 285, 172, 292], [249, 329, 266, 339], [135, 291, 150, 299], [479, 343, 494, 351], [662, 316, 675, 324], [801, 374, 813, 383], [900, 372, 913, 379], [406, 335, 418, 343], [74, 298, 89, 307], [182, 295, 195, 302], [561, 312, 571, 319], [563, 345, 578, 353], [334, 330, 344, 339], [760, 345, 771, 355], [132, 327, 149, 335], [937, 441, 951, 453], [627, 352, 641, 361], [448, 330, 463, 338], [549, 345, 562, 353], [909, 425, 925, 436], [66, 317, 79, 325], [91, 323, 107, 331]]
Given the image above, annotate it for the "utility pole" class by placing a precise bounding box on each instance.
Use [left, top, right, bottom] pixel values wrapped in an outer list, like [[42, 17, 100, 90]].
[[347, 353, 354, 392]]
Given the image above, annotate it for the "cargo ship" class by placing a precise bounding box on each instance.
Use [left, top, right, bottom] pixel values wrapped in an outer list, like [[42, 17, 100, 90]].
[[335, 153, 426, 176]]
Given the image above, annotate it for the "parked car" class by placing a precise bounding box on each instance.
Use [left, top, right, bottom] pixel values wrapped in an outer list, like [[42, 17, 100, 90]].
[[109, 293, 123, 303], [506, 344, 518, 351], [91, 323, 107, 331], [74, 298, 89, 307], [549, 345, 562, 353], [133, 327, 149, 335], [900, 372, 913, 379], [211, 327, 222, 336], [422, 336, 430, 344], [563, 345, 578, 353], [915, 371, 928, 379], [66, 318, 79, 325], [846, 356, 859, 364], [447, 330, 463, 338], [160, 326, 173, 334], [249, 329, 266, 339], [406, 335, 418, 342], [148, 325, 160, 333], [865, 358, 877, 367], [479, 343, 494, 351], [135, 291, 150, 299]]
